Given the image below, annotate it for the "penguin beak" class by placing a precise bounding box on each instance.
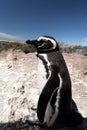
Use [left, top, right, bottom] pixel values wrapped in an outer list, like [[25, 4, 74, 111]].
[[26, 39, 43, 48], [26, 40, 38, 46]]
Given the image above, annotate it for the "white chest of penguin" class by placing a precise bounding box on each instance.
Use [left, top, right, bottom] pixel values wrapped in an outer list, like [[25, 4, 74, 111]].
[[37, 54, 51, 94]]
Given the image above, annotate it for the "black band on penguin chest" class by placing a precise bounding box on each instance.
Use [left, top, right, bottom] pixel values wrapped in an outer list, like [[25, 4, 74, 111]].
[[36, 54, 49, 79]]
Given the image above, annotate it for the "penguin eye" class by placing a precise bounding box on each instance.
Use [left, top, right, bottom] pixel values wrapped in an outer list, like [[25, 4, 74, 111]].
[[38, 39, 48, 47], [37, 40, 44, 47], [39, 40, 43, 44]]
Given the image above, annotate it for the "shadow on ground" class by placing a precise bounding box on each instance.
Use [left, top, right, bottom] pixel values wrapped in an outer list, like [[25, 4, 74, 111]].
[[0, 118, 87, 130], [0, 100, 87, 130]]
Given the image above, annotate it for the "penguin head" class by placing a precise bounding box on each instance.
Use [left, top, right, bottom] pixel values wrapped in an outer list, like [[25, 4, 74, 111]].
[[26, 36, 59, 53]]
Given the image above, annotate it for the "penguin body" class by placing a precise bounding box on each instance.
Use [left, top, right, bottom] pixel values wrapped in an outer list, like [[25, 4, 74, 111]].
[[26, 36, 82, 127], [37, 50, 72, 127]]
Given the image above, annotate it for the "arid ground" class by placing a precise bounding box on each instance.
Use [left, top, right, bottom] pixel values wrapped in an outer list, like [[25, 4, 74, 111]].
[[0, 50, 87, 130]]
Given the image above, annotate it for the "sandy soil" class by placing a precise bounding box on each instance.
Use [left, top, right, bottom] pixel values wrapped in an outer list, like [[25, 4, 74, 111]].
[[0, 50, 87, 129]]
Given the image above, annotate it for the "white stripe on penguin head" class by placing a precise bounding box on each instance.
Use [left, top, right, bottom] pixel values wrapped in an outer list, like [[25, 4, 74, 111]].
[[37, 36, 57, 50]]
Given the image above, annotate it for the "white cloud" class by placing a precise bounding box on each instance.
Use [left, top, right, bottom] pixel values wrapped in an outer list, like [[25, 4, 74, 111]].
[[78, 37, 87, 46], [0, 32, 19, 40], [81, 37, 87, 41]]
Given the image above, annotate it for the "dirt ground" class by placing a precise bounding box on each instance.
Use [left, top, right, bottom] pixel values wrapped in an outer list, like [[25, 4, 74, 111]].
[[0, 50, 87, 130]]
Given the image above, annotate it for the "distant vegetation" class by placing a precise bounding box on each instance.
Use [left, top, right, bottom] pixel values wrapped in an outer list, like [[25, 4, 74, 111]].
[[0, 40, 87, 56], [0, 41, 36, 53], [59, 43, 87, 56]]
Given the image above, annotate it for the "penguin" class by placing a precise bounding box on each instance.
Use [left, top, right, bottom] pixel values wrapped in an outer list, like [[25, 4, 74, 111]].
[[26, 36, 82, 127]]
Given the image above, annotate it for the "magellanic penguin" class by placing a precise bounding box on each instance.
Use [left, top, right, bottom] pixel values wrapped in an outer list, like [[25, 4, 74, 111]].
[[26, 36, 82, 127]]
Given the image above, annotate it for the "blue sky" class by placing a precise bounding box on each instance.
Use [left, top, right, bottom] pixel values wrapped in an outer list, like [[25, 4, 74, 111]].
[[0, 0, 87, 46]]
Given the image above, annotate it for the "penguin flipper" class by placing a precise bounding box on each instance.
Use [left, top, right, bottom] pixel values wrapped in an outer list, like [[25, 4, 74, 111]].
[[37, 76, 59, 123]]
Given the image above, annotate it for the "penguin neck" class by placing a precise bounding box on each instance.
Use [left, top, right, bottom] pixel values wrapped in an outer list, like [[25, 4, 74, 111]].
[[36, 53, 51, 94], [36, 53, 50, 79]]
